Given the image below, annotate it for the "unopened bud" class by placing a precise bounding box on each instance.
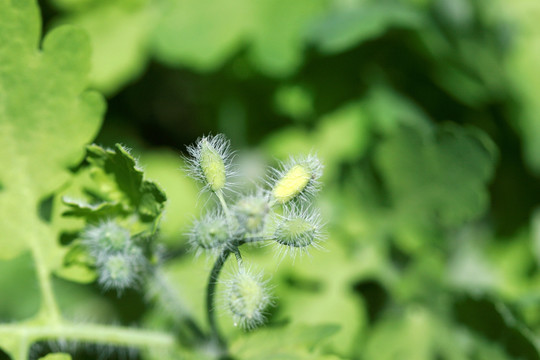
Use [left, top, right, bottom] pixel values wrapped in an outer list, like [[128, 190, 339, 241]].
[[226, 269, 270, 330], [186, 134, 233, 193], [271, 155, 322, 204], [189, 212, 230, 250], [234, 195, 269, 234]]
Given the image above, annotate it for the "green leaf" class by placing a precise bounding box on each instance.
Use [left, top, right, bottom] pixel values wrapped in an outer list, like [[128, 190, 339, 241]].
[[39, 353, 72, 360], [55, 0, 156, 94], [230, 323, 340, 360], [453, 294, 540, 360], [375, 124, 497, 229], [63, 144, 166, 226], [152, 0, 250, 71], [310, 2, 423, 54], [0, 0, 105, 261], [248, 0, 328, 76]]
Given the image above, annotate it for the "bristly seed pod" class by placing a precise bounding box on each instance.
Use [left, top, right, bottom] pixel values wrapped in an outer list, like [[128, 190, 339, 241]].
[[271, 154, 322, 204], [274, 206, 323, 256], [185, 134, 234, 192], [233, 194, 269, 234], [225, 268, 271, 330], [189, 211, 230, 252]]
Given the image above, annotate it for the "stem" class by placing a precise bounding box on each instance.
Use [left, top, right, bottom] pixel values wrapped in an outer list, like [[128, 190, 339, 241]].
[[31, 233, 61, 323], [149, 269, 206, 343], [232, 247, 244, 269], [206, 248, 232, 352], [215, 190, 232, 222], [0, 322, 175, 350]]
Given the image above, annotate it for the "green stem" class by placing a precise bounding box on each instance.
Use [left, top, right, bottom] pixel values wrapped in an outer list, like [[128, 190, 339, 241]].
[[232, 247, 244, 269], [149, 269, 206, 343], [206, 248, 231, 352], [31, 237, 61, 323], [215, 190, 231, 220], [0, 322, 176, 359]]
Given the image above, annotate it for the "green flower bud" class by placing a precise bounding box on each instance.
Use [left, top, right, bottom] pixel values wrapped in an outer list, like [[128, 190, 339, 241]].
[[276, 217, 315, 247], [98, 253, 139, 292], [200, 139, 226, 191], [234, 195, 269, 234], [186, 134, 234, 193], [274, 206, 324, 256], [271, 155, 322, 204], [83, 220, 131, 257], [189, 212, 230, 251], [225, 269, 271, 330]]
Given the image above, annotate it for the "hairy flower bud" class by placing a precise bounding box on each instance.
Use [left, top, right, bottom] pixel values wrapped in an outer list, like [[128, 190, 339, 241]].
[[186, 134, 233, 193], [82, 220, 131, 257], [200, 139, 226, 191], [274, 206, 323, 256], [98, 253, 139, 292], [271, 155, 322, 204], [225, 269, 270, 330], [233, 195, 269, 234], [189, 212, 230, 251]]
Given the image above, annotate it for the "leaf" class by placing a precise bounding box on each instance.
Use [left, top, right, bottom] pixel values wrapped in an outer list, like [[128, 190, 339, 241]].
[[151, 0, 250, 71], [230, 323, 340, 360], [453, 293, 540, 360], [310, 2, 423, 54], [39, 353, 72, 360], [248, 0, 328, 76], [57, 144, 167, 282], [496, 0, 540, 174], [0, 0, 105, 262], [375, 124, 497, 229], [63, 144, 167, 226], [55, 0, 156, 95]]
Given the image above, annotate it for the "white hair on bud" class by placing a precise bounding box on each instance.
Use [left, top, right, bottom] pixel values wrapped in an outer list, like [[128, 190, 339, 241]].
[[220, 266, 273, 330], [188, 210, 233, 257], [272, 204, 325, 261], [269, 153, 323, 205], [184, 134, 236, 194]]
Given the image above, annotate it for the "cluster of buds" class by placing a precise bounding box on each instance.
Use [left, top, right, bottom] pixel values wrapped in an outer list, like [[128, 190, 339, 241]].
[[82, 220, 145, 293], [186, 134, 324, 330]]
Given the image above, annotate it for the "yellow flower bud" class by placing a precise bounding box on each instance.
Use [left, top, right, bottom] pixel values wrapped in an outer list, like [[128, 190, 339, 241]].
[[271, 155, 322, 204], [200, 139, 226, 192]]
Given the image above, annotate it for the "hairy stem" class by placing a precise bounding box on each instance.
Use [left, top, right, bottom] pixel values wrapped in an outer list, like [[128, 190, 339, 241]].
[[149, 269, 206, 343], [232, 247, 244, 269], [215, 190, 231, 220], [0, 322, 176, 359], [206, 248, 232, 352]]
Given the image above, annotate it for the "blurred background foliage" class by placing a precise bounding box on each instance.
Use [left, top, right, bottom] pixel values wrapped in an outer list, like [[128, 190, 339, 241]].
[[2, 0, 540, 358]]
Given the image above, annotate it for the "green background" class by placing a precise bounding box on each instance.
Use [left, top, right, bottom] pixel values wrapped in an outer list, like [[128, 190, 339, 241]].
[[1, 0, 540, 358]]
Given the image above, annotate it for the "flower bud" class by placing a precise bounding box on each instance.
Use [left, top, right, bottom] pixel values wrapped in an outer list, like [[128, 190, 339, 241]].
[[274, 206, 323, 255], [271, 155, 322, 204], [189, 212, 230, 251], [82, 220, 131, 257], [233, 195, 269, 234], [275, 217, 315, 247], [200, 139, 226, 191], [186, 134, 233, 193], [225, 269, 270, 330], [98, 253, 139, 292]]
